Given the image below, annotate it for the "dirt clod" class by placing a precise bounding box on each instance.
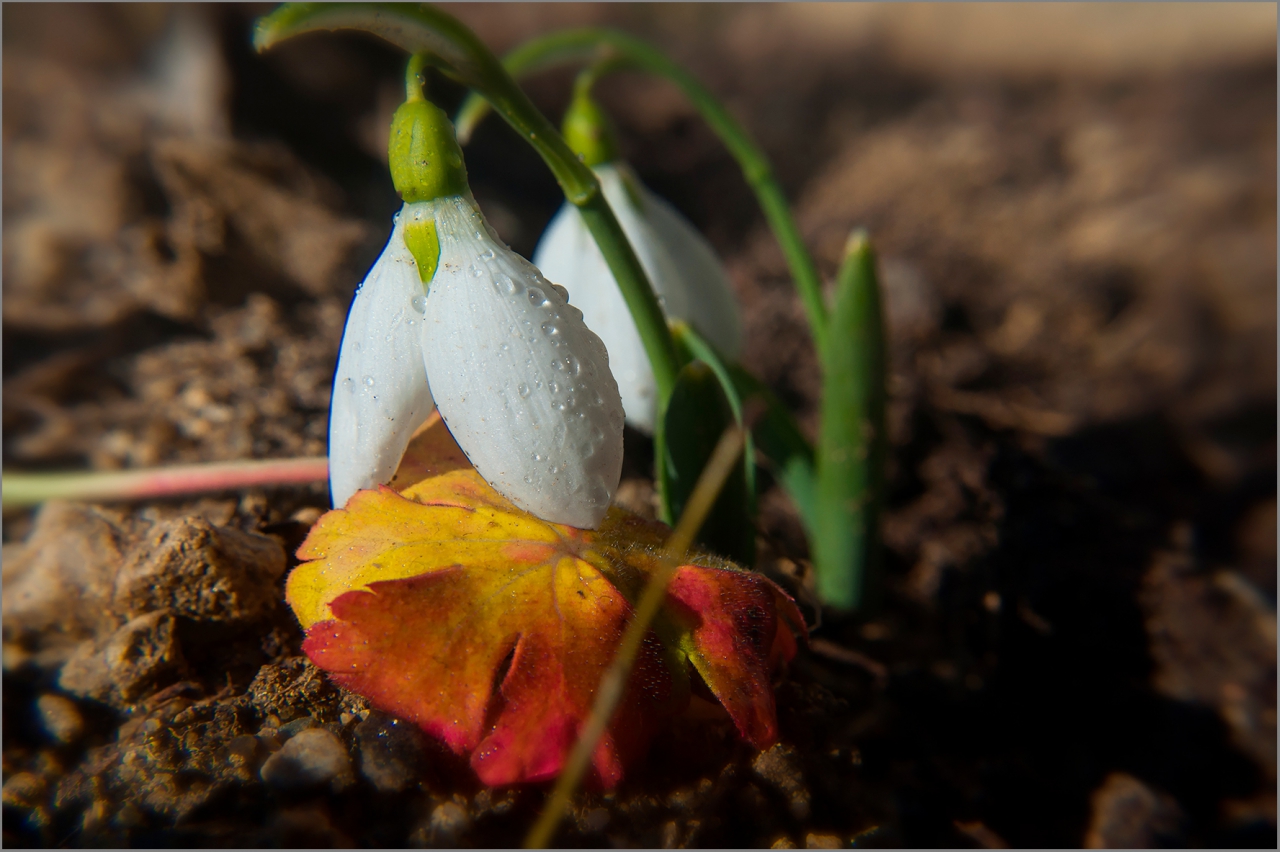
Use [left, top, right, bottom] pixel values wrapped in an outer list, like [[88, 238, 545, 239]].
[[113, 517, 286, 622], [57, 611, 183, 706], [1084, 772, 1185, 849]]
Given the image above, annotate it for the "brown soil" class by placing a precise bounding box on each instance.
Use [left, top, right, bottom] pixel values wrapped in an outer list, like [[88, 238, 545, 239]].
[[3, 4, 1275, 848]]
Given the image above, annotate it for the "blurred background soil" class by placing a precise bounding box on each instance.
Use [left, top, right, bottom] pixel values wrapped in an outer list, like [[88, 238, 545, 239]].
[[3, 3, 1275, 847]]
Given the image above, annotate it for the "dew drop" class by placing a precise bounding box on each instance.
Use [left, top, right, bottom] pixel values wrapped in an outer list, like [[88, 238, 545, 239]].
[[563, 355, 581, 376], [481, 248, 495, 260], [564, 395, 576, 409], [551, 283, 569, 302], [517, 382, 530, 398], [362, 376, 375, 388], [523, 474, 534, 484], [548, 380, 559, 394], [411, 294, 427, 313], [342, 377, 354, 391], [496, 275, 518, 295], [527, 286, 548, 306], [471, 264, 484, 277], [541, 321, 560, 337], [533, 452, 546, 462]]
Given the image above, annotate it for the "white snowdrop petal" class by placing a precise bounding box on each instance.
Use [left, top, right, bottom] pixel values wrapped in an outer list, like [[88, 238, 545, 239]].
[[532, 163, 743, 434], [635, 179, 744, 359], [328, 207, 436, 507], [423, 196, 625, 529], [535, 201, 659, 433]]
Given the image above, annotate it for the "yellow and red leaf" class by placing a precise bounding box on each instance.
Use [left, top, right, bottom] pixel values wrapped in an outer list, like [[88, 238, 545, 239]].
[[289, 413, 804, 787]]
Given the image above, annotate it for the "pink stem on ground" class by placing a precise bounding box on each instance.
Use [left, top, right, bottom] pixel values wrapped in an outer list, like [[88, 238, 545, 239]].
[[2, 457, 329, 508]]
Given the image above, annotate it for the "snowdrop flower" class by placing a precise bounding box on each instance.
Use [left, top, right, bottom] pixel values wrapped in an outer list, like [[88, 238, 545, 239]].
[[329, 94, 625, 529], [533, 90, 744, 434]]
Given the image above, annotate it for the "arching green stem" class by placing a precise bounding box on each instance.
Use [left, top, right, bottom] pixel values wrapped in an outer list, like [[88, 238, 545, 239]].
[[254, 3, 679, 401], [454, 27, 830, 357]]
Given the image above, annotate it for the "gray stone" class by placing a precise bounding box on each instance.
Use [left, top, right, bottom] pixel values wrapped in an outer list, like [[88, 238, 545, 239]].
[[58, 612, 182, 705], [355, 711, 427, 793], [260, 727, 353, 791], [113, 516, 286, 622], [427, 801, 471, 846]]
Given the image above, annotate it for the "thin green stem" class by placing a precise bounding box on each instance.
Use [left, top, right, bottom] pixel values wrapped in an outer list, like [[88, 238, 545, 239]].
[[524, 424, 747, 849], [254, 4, 679, 400], [2, 457, 329, 509], [404, 51, 428, 100], [454, 28, 830, 357]]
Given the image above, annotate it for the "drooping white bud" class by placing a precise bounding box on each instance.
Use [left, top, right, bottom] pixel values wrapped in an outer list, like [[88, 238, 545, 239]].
[[533, 163, 744, 433]]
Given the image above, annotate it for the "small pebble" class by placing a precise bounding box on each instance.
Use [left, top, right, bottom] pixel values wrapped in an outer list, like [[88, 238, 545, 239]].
[[278, 716, 318, 738], [291, 506, 324, 526], [429, 800, 471, 844], [260, 727, 353, 791], [36, 693, 84, 744], [1, 772, 46, 808], [581, 807, 610, 833], [355, 711, 427, 793]]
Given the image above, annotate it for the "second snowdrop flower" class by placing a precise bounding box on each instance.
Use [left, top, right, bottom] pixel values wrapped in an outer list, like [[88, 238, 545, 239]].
[[533, 88, 745, 434], [329, 87, 625, 529]]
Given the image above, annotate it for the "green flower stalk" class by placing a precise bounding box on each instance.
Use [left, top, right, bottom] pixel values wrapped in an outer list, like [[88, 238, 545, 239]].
[[255, 3, 681, 407]]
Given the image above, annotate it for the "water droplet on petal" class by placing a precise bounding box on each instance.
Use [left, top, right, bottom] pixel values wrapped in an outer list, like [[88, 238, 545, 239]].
[[363, 376, 375, 388], [533, 452, 545, 462], [411, 294, 427, 313], [342, 377, 354, 391], [496, 275, 518, 295], [517, 383, 530, 398], [523, 474, 533, 484], [481, 248, 495, 260], [527, 287, 548, 306], [541, 321, 559, 337], [471, 264, 484, 277], [551, 283, 569, 302], [548, 380, 559, 394]]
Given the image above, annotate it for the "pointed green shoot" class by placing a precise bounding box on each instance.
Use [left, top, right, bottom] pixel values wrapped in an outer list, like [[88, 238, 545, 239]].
[[813, 231, 887, 612]]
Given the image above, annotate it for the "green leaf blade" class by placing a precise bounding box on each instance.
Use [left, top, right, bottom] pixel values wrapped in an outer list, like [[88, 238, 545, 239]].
[[814, 232, 887, 612]]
